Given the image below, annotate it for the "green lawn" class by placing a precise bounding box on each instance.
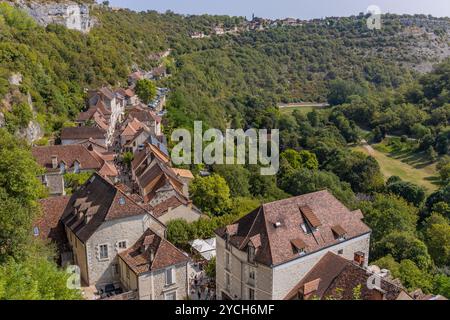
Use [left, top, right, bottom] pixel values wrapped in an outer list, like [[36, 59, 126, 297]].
[[278, 103, 329, 115], [353, 144, 440, 193]]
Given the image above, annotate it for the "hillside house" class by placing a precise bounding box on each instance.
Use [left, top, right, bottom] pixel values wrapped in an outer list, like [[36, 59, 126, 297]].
[[215, 190, 371, 300], [32, 145, 103, 195]]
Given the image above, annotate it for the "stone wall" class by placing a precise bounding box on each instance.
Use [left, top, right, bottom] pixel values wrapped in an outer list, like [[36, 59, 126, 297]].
[[216, 233, 371, 300], [85, 214, 148, 286], [271, 233, 371, 300]]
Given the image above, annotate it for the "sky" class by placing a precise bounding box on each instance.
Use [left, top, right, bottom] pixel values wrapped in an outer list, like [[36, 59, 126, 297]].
[[104, 0, 450, 20]]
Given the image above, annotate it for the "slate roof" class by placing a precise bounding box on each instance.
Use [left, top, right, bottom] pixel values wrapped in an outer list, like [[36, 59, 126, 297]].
[[216, 190, 371, 267], [118, 228, 189, 275], [60, 173, 150, 243], [284, 252, 410, 300]]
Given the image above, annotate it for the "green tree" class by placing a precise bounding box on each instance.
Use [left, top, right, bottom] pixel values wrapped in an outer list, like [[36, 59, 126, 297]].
[[135, 79, 157, 104], [359, 194, 419, 244], [425, 185, 450, 220], [64, 172, 92, 193], [423, 214, 450, 267], [0, 252, 82, 300], [205, 257, 216, 279], [279, 168, 355, 207], [374, 255, 433, 293], [166, 219, 191, 247], [280, 149, 319, 170], [212, 165, 251, 197], [0, 130, 46, 262], [397, 259, 433, 293], [122, 151, 134, 168], [386, 180, 426, 206], [433, 274, 450, 298], [373, 231, 433, 269], [190, 174, 232, 216]]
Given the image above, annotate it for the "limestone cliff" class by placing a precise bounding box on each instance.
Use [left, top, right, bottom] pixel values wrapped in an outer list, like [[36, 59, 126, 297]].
[[13, 0, 96, 32]]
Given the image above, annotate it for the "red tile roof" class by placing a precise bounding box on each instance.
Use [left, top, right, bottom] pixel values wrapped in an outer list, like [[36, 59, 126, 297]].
[[61, 127, 106, 140], [119, 229, 189, 275], [284, 252, 410, 300], [35, 196, 71, 253], [216, 190, 371, 267], [32, 145, 102, 171]]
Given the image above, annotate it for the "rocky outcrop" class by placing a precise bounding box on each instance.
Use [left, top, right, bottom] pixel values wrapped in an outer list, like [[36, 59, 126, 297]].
[[16, 119, 44, 142], [14, 1, 95, 33]]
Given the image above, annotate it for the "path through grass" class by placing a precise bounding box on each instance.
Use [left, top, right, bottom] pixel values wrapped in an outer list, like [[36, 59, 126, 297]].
[[353, 143, 440, 193]]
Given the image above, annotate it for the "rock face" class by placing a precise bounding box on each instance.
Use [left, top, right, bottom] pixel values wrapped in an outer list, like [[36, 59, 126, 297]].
[[17, 119, 44, 143], [15, 1, 95, 33]]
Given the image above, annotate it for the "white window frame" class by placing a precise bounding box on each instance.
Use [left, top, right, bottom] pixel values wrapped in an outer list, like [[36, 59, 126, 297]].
[[98, 243, 109, 260], [116, 240, 127, 251], [165, 267, 175, 286]]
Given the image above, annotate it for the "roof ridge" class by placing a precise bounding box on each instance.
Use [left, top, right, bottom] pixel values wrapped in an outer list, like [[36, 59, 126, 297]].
[[238, 206, 264, 251]]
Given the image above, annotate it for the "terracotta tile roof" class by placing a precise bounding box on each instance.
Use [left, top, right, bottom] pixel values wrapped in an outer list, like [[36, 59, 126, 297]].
[[35, 196, 71, 253], [138, 161, 185, 202], [61, 127, 106, 140], [121, 118, 148, 137], [61, 173, 153, 243], [32, 145, 102, 171], [98, 87, 115, 101], [98, 161, 118, 178], [131, 143, 171, 177], [129, 71, 144, 81], [128, 108, 161, 124], [284, 252, 410, 300], [300, 205, 321, 228], [74, 138, 108, 152], [119, 229, 189, 275], [149, 195, 189, 218], [216, 190, 371, 267], [116, 88, 135, 98], [172, 168, 194, 179]]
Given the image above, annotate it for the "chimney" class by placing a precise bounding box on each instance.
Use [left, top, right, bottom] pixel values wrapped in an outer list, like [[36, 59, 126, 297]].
[[51, 155, 58, 169], [354, 251, 365, 267]]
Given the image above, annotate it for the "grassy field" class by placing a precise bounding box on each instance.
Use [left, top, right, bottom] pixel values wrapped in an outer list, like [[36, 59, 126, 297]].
[[278, 103, 329, 115], [353, 142, 440, 192]]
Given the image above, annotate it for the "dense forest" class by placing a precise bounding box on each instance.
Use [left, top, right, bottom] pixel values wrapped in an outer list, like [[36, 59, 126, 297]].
[[0, 2, 449, 298]]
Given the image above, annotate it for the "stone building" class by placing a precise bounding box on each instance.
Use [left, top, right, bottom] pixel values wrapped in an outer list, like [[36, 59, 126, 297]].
[[215, 190, 371, 300], [118, 229, 190, 300], [32, 145, 103, 195], [60, 173, 166, 288]]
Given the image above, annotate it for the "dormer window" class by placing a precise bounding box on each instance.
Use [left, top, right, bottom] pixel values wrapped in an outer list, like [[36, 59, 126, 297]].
[[291, 239, 307, 256], [60, 162, 66, 174], [300, 223, 309, 234], [331, 225, 347, 241], [248, 245, 255, 263]]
